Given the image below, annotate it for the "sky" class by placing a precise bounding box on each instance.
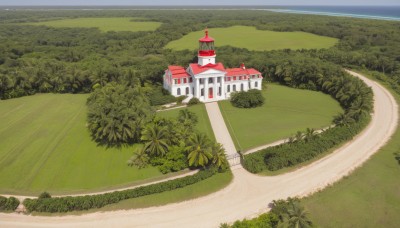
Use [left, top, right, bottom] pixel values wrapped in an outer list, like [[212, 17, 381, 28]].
[[1, 0, 399, 6]]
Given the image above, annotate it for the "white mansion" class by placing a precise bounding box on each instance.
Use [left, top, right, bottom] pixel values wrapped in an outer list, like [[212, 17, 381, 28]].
[[163, 29, 263, 102]]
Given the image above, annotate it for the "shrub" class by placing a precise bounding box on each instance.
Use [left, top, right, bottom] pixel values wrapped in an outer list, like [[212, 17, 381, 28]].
[[243, 116, 369, 173], [230, 89, 265, 108], [23, 168, 218, 213], [187, 97, 200, 106], [39, 192, 52, 199], [0, 196, 20, 211], [176, 95, 187, 105], [149, 88, 176, 106]]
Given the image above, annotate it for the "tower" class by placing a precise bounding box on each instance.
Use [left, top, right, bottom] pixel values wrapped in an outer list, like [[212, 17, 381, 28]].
[[198, 28, 216, 66]]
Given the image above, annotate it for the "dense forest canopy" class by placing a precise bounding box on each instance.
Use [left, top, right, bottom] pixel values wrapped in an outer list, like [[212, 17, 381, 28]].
[[0, 9, 399, 100]]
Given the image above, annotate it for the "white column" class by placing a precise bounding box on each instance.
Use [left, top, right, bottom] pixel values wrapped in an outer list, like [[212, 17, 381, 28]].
[[213, 77, 217, 99], [196, 78, 200, 98], [221, 76, 225, 99], [204, 77, 209, 101]]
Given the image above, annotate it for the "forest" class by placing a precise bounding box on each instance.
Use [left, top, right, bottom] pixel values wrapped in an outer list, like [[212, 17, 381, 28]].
[[0, 10, 399, 101]]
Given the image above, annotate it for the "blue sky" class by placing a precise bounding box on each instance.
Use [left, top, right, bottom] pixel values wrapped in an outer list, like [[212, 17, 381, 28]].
[[1, 0, 399, 6]]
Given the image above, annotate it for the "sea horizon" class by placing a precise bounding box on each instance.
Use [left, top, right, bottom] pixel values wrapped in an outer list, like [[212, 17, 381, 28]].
[[1, 5, 400, 21]]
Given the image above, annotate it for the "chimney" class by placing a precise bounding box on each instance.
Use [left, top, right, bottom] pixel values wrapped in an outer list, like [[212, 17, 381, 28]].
[[240, 63, 246, 69]]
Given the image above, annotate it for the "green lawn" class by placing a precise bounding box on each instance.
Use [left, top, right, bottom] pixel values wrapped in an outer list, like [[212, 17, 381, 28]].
[[0, 94, 166, 195], [157, 104, 215, 140], [302, 72, 400, 227], [166, 26, 338, 51], [25, 17, 161, 32], [219, 84, 342, 150]]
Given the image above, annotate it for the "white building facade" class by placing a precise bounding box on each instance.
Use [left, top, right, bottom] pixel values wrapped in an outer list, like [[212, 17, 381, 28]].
[[163, 29, 263, 102]]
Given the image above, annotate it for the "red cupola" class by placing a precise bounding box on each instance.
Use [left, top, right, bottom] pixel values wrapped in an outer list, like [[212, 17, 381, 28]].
[[198, 28, 215, 57]]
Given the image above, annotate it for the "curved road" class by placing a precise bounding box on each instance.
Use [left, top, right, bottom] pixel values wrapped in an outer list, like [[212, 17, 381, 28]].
[[0, 70, 398, 227]]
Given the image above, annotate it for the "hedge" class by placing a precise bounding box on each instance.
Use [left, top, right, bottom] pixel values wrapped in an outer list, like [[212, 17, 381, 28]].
[[243, 116, 369, 173], [0, 196, 20, 211], [23, 168, 217, 213]]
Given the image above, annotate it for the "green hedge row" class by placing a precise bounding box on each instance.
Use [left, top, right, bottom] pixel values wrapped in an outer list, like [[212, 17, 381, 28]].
[[243, 116, 369, 173], [0, 196, 20, 211], [23, 168, 216, 213]]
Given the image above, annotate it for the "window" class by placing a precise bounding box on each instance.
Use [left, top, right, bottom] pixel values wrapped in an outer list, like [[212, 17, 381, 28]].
[[189, 77, 193, 83], [239, 76, 242, 80], [241, 84, 244, 91], [227, 85, 230, 92], [217, 77, 221, 83], [174, 79, 178, 85], [233, 76, 236, 81], [201, 88, 204, 96], [233, 85, 236, 91], [186, 87, 189, 95], [209, 78, 213, 83], [218, 86, 221, 96], [255, 81, 258, 88], [184, 78, 187, 84], [177, 88, 181, 95], [200, 79, 204, 84]]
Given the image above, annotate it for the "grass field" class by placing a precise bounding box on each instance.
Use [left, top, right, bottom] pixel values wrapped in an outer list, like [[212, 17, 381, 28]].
[[219, 84, 342, 150], [302, 72, 400, 227], [166, 26, 338, 51], [0, 94, 166, 195], [26, 18, 161, 32], [157, 105, 215, 140]]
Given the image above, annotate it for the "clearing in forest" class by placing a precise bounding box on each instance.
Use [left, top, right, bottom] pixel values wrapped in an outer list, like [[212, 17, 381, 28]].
[[0, 94, 165, 195], [25, 17, 161, 32], [166, 26, 338, 51]]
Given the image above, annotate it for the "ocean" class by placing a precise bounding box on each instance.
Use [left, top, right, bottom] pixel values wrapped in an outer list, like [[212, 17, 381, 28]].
[[1, 5, 400, 21], [263, 6, 400, 21]]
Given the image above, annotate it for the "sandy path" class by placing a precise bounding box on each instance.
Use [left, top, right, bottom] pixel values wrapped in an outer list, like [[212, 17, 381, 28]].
[[0, 70, 398, 228]]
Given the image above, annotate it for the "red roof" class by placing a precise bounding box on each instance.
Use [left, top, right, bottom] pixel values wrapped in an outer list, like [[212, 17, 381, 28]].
[[189, 63, 225, 75], [199, 29, 214, 42], [226, 67, 262, 77], [167, 65, 190, 79]]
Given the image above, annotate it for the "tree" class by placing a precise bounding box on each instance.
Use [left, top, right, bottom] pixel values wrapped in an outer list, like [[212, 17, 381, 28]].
[[304, 128, 317, 142], [187, 133, 212, 167], [211, 143, 228, 169], [283, 202, 313, 228], [178, 109, 198, 127], [141, 124, 169, 157], [333, 113, 355, 126], [87, 83, 154, 146], [127, 146, 150, 169]]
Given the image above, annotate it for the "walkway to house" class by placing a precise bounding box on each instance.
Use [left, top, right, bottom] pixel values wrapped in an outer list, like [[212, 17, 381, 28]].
[[205, 102, 240, 166]]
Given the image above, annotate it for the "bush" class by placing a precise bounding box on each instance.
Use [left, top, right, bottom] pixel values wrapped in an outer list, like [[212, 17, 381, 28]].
[[187, 97, 200, 106], [176, 95, 187, 104], [0, 196, 20, 211], [243, 116, 369, 173], [149, 88, 176, 106], [39, 192, 52, 199], [23, 168, 217, 213], [230, 89, 265, 108]]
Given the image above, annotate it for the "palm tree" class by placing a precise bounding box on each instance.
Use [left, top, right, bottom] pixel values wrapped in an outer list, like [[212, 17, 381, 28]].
[[178, 109, 198, 127], [211, 143, 228, 168], [284, 202, 313, 228], [187, 133, 212, 167], [304, 128, 316, 142], [127, 146, 149, 169], [141, 124, 169, 157], [333, 113, 355, 126], [294, 131, 304, 142]]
